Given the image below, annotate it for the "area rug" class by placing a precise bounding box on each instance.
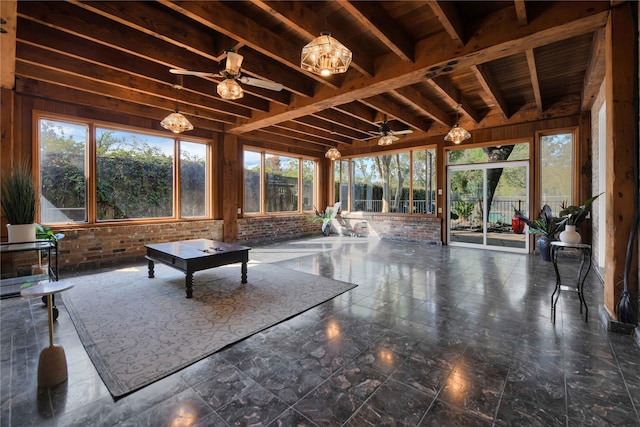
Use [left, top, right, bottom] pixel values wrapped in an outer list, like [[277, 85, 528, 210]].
[[61, 262, 356, 398]]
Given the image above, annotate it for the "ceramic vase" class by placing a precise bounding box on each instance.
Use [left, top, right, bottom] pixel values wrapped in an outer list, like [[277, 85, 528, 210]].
[[559, 224, 581, 244], [537, 235, 553, 261]]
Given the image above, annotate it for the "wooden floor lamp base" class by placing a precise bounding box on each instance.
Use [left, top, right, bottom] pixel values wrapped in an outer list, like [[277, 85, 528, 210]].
[[38, 345, 68, 388]]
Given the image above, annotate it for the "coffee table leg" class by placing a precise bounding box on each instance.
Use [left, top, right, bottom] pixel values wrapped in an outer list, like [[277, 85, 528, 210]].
[[185, 272, 193, 298], [147, 258, 155, 278], [241, 262, 247, 284]]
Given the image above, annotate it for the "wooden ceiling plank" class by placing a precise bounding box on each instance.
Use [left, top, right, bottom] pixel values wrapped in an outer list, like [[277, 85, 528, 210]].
[[525, 49, 543, 116], [582, 27, 606, 111], [427, 1, 465, 49], [471, 64, 509, 119], [0, 0, 17, 90], [392, 86, 451, 127], [15, 43, 256, 119], [311, 109, 375, 136], [15, 60, 241, 124], [332, 103, 379, 126], [18, 2, 296, 104], [337, 0, 414, 63], [228, 2, 609, 134], [158, 0, 342, 90], [359, 95, 430, 132], [293, 115, 365, 140], [70, 0, 222, 61], [427, 75, 481, 124], [514, 0, 528, 27], [14, 76, 225, 132], [272, 123, 352, 146], [72, 0, 313, 99], [250, 0, 374, 77]]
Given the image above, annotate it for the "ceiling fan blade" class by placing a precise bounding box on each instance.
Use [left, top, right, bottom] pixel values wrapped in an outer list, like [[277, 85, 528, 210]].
[[239, 76, 283, 91], [393, 129, 413, 135], [170, 69, 219, 78]]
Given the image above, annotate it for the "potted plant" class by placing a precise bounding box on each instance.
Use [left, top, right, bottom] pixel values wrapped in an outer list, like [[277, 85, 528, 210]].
[[514, 204, 566, 261], [1, 161, 37, 244], [558, 192, 603, 244]]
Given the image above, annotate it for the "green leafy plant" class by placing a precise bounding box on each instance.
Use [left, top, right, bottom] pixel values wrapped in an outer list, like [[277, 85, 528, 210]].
[[36, 223, 65, 243], [514, 204, 566, 237], [1, 161, 36, 224], [453, 200, 474, 221], [559, 192, 603, 227]]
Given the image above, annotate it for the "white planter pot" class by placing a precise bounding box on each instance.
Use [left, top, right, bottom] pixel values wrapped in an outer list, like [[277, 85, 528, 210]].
[[6, 223, 36, 248], [559, 224, 581, 244]]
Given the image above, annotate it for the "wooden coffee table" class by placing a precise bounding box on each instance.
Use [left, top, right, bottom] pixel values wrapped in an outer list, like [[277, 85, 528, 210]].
[[145, 239, 251, 298]]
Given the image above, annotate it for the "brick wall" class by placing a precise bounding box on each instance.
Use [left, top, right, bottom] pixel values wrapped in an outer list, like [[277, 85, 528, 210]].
[[4, 214, 441, 277], [237, 214, 319, 244], [45, 220, 223, 273], [336, 213, 442, 243]]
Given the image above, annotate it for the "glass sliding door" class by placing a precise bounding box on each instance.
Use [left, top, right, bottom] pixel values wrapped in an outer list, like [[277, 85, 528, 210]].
[[448, 161, 529, 252]]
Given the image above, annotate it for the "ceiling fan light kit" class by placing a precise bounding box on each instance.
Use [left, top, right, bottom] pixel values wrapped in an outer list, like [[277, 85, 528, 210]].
[[325, 146, 341, 160], [217, 78, 244, 100], [301, 32, 352, 76], [378, 135, 397, 146], [161, 110, 194, 134]]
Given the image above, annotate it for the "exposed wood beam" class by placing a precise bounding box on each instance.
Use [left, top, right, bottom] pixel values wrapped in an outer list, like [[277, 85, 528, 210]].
[[14, 77, 225, 132], [311, 109, 374, 138], [17, 3, 294, 104], [514, 0, 528, 26], [249, 0, 374, 77], [337, 0, 414, 63], [294, 115, 365, 140], [16, 44, 255, 119], [228, 2, 609, 133], [70, 0, 313, 98], [427, 1, 465, 48], [525, 49, 543, 116], [392, 86, 451, 127], [15, 60, 243, 124], [269, 124, 347, 148], [359, 95, 431, 132], [0, 0, 17, 89], [471, 64, 509, 119], [332, 103, 379, 126], [582, 27, 606, 110], [157, 0, 343, 90], [427, 75, 481, 124]]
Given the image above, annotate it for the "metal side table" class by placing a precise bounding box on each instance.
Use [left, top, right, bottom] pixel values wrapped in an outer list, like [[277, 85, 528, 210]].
[[550, 241, 591, 323]]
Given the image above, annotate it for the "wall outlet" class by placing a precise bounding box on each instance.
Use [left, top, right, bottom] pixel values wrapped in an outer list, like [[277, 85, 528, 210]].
[[438, 207, 442, 213], [438, 188, 442, 195], [237, 208, 242, 215]]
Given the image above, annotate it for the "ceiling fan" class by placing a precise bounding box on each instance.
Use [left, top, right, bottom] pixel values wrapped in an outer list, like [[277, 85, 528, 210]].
[[170, 50, 283, 100], [364, 120, 413, 146]]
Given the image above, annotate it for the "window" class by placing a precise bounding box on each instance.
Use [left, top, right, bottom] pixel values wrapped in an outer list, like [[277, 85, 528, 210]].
[[96, 128, 174, 220], [337, 147, 436, 214], [540, 132, 574, 213], [38, 116, 210, 224], [243, 149, 316, 214], [180, 142, 207, 217], [39, 119, 88, 223]]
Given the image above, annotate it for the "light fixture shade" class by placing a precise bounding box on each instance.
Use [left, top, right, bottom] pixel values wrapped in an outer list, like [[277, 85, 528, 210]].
[[444, 124, 471, 144], [160, 110, 194, 134], [378, 135, 398, 146], [301, 32, 352, 76], [325, 146, 341, 160], [217, 79, 244, 100]]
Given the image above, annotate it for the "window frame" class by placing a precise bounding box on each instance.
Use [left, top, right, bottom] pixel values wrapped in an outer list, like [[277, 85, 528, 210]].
[[332, 144, 438, 216], [242, 147, 318, 216], [35, 112, 212, 226]]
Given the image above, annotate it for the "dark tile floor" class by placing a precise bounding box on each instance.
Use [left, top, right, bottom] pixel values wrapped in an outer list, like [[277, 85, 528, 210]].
[[2, 236, 640, 426]]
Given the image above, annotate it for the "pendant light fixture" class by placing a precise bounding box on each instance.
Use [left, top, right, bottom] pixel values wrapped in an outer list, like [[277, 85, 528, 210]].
[[325, 145, 341, 160], [444, 104, 470, 144], [161, 78, 193, 134], [301, 32, 352, 77]]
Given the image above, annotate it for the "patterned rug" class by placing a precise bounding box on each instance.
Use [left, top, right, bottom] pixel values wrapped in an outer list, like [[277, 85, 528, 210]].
[[62, 262, 356, 398]]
